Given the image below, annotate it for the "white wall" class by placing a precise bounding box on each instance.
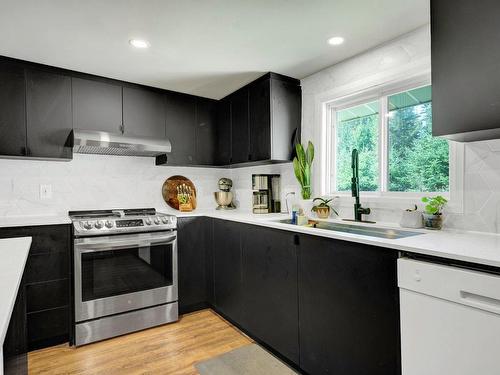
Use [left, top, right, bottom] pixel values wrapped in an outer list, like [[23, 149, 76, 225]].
[[300, 24, 500, 233]]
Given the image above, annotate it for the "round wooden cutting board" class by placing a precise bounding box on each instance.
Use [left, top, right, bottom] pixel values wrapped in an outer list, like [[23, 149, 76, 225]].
[[162, 175, 197, 210]]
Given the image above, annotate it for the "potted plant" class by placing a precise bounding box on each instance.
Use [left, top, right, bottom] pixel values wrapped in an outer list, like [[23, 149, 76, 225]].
[[311, 197, 339, 219], [293, 141, 314, 199], [421, 195, 448, 230]]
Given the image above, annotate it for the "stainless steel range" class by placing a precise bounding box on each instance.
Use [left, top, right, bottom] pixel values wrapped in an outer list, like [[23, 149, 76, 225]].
[[69, 208, 178, 346]]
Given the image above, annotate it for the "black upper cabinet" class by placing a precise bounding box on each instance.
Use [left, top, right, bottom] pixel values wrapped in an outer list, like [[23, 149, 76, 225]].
[[249, 78, 271, 161], [220, 73, 301, 166], [72, 77, 123, 134], [298, 234, 400, 375], [25, 69, 72, 159], [195, 98, 218, 165], [122, 86, 165, 138], [230, 88, 250, 164], [431, 0, 500, 141], [215, 98, 232, 165], [241, 225, 299, 365], [213, 220, 244, 326], [270, 77, 301, 160], [165, 92, 196, 165], [0, 60, 26, 157]]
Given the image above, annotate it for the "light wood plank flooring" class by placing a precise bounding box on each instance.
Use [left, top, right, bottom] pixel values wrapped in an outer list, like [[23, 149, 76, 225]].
[[28, 309, 252, 375]]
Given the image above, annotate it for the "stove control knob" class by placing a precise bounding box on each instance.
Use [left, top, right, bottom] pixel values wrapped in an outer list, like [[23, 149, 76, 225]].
[[161, 217, 169, 224], [145, 218, 152, 225], [94, 221, 104, 229], [154, 217, 161, 225], [105, 220, 113, 228], [83, 221, 93, 230]]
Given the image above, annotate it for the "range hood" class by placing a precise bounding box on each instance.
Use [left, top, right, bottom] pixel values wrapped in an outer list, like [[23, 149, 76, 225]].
[[72, 129, 171, 157]]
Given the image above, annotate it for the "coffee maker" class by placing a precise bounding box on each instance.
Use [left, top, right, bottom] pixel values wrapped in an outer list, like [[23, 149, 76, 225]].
[[214, 178, 236, 210], [252, 174, 281, 214]]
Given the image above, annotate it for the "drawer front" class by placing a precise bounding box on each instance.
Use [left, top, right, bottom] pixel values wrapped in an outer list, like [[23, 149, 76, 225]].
[[26, 279, 69, 313], [25, 251, 69, 283], [27, 306, 69, 350]]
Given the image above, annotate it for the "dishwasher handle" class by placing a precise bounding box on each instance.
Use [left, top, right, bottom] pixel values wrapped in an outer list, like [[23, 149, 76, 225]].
[[460, 291, 500, 314]]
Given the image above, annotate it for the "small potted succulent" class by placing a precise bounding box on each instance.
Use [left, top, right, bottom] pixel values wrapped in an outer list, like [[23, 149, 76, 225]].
[[311, 197, 339, 219], [421, 195, 448, 230]]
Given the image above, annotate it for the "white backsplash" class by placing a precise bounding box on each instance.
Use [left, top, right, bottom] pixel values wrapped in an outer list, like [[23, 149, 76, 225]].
[[0, 154, 226, 216]]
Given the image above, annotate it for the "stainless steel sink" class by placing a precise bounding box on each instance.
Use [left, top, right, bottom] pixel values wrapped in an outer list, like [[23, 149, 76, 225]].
[[274, 219, 422, 239]]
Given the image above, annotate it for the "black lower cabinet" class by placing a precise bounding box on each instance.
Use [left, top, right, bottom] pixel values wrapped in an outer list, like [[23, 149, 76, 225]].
[[213, 220, 244, 326], [177, 217, 211, 314], [3, 286, 27, 375], [0, 224, 71, 361], [241, 226, 299, 365], [298, 234, 401, 375]]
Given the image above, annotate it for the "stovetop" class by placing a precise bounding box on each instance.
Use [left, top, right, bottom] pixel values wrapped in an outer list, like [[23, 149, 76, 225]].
[[69, 208, 176, 237]]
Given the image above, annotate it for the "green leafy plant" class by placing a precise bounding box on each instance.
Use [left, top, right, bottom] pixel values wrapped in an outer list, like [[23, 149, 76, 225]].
[[311, 197, 339, 216], [421, 195, 448, 215], [293, 141, 314, 199]]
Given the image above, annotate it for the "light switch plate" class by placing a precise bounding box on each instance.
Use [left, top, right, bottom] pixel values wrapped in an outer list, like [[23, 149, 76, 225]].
[[40, 184, 53, 200]]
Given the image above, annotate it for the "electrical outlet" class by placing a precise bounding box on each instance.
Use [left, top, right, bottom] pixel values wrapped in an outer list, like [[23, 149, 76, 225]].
[[40, 184, 53, 200]]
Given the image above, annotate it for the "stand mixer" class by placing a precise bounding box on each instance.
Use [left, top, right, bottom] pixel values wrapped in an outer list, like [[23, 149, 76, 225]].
[[214, 178, 236, 210]]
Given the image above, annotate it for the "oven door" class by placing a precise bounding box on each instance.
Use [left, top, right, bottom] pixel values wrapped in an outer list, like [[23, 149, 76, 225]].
[[74, 231, 177, 322]]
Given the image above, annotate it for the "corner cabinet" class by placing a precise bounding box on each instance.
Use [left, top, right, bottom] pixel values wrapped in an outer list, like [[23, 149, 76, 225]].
[[431, 0, 500, 141], [215, 73, 301, 166], [209, 219, 401, 374]]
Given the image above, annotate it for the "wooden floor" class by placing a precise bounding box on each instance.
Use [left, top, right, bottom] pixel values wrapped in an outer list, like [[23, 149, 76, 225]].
[[28, 309, 252, 375]]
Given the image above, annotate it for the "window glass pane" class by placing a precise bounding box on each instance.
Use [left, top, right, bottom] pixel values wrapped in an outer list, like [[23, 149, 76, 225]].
[[335, 100, 379, 191], [388, 85, 449, 192]]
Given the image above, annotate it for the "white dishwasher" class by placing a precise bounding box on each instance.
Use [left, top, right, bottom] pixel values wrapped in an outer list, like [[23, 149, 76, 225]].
[[398, 258, 500, 375]]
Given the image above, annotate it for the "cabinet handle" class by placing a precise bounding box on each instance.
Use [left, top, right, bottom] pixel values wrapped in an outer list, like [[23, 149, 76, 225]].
[[293, 234, 300, 246], [248, 153, 252, 161]]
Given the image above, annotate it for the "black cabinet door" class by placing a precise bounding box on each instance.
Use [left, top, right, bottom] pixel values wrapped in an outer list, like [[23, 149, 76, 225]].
[[249, 78, 271, 161], [213, 219, 243, 325], [177, 217, 208, 314], [165, 92, 196, 164], [215, 98, 232, 165], [195, 98, 217, 165], [0, 60, 26, 157], [431, 0, 500, 141], [122, 86, 165, 138], [241, 226, 299, 365], [298, 234, 400, 375], [230, 88, 250, 164], [26, 69, 72, 159], [72, 77, 123, 134]]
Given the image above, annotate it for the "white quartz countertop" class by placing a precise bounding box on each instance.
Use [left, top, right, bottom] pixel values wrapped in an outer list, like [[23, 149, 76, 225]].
[[0, 237, 31, 348], [2, 209, 500, 269], [176, 210, 500, 269], [0, 214, 71, 228]]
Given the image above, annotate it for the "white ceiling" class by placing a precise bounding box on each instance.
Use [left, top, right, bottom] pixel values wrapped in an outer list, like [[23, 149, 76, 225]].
[[0, 0, 429, 99]]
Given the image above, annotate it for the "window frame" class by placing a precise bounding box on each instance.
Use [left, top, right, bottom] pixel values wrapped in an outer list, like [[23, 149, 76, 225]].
[[322, 77, 464, 213]]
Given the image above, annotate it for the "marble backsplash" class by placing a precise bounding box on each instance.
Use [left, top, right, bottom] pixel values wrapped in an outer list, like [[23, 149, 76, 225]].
[[0, 140, 500, 234]]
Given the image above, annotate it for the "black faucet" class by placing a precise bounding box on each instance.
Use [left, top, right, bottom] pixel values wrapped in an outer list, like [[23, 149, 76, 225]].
[[351, 149, 371, 221]]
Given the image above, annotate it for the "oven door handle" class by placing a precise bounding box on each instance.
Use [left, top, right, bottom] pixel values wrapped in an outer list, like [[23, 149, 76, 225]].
[[75, 232, 177, 253]]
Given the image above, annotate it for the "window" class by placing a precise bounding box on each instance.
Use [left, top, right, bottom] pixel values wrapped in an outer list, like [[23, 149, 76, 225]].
[[329, 85, 449, 195]]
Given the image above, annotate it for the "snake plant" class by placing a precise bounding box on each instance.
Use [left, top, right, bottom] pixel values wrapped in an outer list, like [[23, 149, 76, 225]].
[[293, 141, 314, 199]]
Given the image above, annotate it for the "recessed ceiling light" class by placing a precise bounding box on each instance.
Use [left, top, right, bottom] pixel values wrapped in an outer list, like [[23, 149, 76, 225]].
[[328, 36, 345, 46], [129, 39, 150, 49]]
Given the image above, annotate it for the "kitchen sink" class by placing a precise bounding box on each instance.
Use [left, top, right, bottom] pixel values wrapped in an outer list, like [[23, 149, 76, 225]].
[[274, 219, 423, 239]]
